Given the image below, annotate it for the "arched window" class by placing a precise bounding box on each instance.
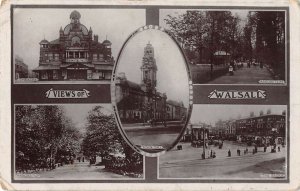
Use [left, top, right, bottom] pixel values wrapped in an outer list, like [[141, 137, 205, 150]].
[[71, 36, 81, 46]]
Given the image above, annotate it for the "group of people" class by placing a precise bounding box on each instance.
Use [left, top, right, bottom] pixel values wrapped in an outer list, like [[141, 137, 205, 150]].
[[230, 60, 264, 70]]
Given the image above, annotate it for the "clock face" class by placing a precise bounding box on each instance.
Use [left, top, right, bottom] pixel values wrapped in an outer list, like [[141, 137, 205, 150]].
[[111, 26, 193, 157]]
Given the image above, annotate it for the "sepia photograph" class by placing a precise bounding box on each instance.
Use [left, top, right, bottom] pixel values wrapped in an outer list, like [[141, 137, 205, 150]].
[[14, 104, 144, 180], [13, 8, 145, 83], [113, 27, 191, 154], [159, 104, 287, 180], [160, 9, 287, 85]]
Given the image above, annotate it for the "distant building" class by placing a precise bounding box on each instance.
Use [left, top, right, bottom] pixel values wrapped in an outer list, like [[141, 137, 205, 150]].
[[33, 10, 114, 81], [235, 113, 286, 143], [166, 100, 187, 121], [115, 43, 187, 123], [15, 56, 28, 79]]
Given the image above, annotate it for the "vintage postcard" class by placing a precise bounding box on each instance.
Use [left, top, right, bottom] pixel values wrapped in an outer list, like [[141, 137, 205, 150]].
[[0, 0, 299, 191]]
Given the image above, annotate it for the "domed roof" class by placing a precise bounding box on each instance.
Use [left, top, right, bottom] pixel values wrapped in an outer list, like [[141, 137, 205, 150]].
[[70, 10, 81, 20], [39, 39, 49, 44], [103, 40, 111, 45], [63, 23, 88, 35]]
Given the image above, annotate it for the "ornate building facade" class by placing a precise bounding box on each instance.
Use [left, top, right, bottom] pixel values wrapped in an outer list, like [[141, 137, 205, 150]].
[[115, 43, 187, 123], [33, 10, 114, 80]]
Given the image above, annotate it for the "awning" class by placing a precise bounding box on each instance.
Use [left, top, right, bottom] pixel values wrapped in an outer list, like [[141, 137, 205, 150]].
[[95, 64, 113, 70], [33, 65, 60, 71]]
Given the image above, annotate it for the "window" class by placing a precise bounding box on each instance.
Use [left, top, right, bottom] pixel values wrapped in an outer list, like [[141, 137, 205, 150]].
[[93, 54, 98, 61], [41, 71, 48, 79], [71, 36, 81, 46], [87, 70, 92, 79], [53, 70, 58, 79], [75, 52, 79, 58], [69, 52, 74, 58], [99, 54, 104, 60], [54, 54, 59, 61], [80, 52, 84, 58], [48, 53, 53, 60]]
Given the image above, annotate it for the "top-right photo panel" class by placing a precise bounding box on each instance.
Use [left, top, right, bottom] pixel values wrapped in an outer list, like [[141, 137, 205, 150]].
[[160, 9, 287, 85]]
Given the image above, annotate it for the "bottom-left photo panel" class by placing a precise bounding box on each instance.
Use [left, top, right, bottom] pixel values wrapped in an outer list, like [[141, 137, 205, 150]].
[[13, 104, 144, 181]]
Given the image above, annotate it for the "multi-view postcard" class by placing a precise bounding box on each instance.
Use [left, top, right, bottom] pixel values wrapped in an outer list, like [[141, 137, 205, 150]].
[[0, 2, 295, 191]]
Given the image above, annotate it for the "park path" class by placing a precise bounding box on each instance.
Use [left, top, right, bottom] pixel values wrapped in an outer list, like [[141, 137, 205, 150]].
[[209, 65, 273, 84], [16, 161, 131, 180]]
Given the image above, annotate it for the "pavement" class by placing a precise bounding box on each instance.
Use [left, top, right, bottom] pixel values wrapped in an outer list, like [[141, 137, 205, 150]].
[[209, 65, 273, 84], [123, 122, 184, 149], [159, 141, 286, 179], [15, 161, 133, 180]]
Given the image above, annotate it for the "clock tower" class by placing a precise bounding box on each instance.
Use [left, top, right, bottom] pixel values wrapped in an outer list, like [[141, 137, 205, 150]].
[[140, 42, 157, 92]]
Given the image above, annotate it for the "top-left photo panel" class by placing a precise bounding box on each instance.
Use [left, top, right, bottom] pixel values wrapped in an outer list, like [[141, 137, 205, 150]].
[[12, 7, 146, 84]]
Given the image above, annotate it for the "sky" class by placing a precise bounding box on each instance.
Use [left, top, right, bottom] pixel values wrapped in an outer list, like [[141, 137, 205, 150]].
[[13, 8, 145, 69], [190, 105, 287, 126], [159, 9, 249, 29], [116, 29, 190, 106], [62, 104, 112, 133]]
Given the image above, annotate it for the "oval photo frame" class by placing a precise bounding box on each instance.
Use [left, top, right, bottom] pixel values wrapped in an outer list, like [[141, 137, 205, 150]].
[[111, 25, 193, 157]]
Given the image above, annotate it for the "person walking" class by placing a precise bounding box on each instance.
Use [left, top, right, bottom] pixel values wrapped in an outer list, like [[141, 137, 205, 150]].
[[228, 149, 231, 157]]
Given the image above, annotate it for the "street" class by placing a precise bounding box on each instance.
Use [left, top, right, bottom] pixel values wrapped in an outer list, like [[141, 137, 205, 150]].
[[15, 161, 132, 180], [159, 141, 286, 179], [124, 123, 182, 149], [209, 65, 273, 84]]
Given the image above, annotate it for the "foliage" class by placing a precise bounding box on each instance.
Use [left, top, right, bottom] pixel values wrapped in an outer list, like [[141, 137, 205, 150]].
[[165, 11, 242, 63], [81, 106, 143, 176], [15, 105, 81, 172], [164, 10, 285, 79]]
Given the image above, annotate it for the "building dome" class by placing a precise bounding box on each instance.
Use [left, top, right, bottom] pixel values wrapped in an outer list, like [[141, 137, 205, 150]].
[[103, 40, 112, 46], [39, 39, 49, 44], [70, 10, 81, 20], [63, 23, 88, 35]]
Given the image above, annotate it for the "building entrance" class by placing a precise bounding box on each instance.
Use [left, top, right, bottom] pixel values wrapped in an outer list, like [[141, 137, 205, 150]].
[[67, 70, 87, 80]]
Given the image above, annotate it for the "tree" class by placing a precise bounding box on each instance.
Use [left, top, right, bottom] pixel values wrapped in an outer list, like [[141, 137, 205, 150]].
[[164, 10, 242, 64], [15, 105, 81, 172], [81, 106, 143, 174]]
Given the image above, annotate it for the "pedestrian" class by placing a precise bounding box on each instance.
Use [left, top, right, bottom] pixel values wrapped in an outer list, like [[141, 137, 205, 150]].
[[210, 150, 213, 158], [213, 151, 216, 158], [253, 148, 255, 154], [264, 146, 267, 152], [246, 147, 248, 154], [278, 146, 281, 152], [228, 149, 231, 157]]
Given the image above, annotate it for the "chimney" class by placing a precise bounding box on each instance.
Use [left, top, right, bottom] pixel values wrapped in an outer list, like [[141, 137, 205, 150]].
[[94, 35, 98, 42]]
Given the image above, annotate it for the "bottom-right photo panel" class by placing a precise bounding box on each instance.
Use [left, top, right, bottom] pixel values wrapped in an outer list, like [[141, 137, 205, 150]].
[[159, 104, 287, 180]]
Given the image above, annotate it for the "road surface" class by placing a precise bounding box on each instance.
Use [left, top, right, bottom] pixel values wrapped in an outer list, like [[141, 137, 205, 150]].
[[159, 141, 286, 179], [123, 123, 183, 149], [16, 161, 133, 180], [209, 65, 273, 84]]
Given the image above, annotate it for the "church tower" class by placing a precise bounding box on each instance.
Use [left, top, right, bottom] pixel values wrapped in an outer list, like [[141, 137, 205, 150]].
[[141, 42, 157, 92]]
